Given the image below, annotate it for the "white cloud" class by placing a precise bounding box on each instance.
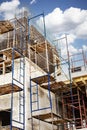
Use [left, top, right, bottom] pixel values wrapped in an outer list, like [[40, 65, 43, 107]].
[[30, 0, 36, 5], [75, 21, 87, 38], [0, 0, 20, 20], [82, 45, 87, 51], [36, 7, 87, 56], [37, 7, 87, 40], [64, 7, 87, 25], [67, 34, 76, 44], [0, 0, 20, 12]]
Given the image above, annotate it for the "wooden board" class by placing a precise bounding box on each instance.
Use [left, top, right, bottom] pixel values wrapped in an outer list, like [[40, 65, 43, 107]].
[[0, 48, 21, 60], [0, 126, 19, 130], [65, 75, 87, 88], [31, 75, 55, 85], [31, 75, 70, 93], [0, 83, 22, 95], [72, 75, 87, 86], [0, 21, 14, 34], [33, 112, 61, 120], [0, 57, 3, 62], [41, 81, 68, 93], [32, 112, 71, 125], [48, 119, 67, 125]]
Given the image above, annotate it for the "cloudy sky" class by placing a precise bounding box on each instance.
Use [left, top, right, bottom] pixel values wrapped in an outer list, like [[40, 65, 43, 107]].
[[0, 0, 87, 56]]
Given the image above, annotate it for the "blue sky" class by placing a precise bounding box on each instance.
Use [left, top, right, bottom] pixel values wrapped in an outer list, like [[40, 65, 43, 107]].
[[0, 0, 87, 55], [34, 0, 87, 13], [18, 0, 87, 13]]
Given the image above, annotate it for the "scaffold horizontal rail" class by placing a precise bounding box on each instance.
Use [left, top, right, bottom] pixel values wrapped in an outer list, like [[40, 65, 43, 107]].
[[31, 74, 55, 85]]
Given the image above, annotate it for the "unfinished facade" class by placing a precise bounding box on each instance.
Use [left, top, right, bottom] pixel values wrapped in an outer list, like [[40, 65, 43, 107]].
[[0, 10, 87, 130]]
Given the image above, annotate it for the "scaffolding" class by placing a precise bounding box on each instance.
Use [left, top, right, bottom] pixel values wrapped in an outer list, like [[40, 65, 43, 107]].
[[62, 87, 86, 129], [11, 48, 25, 130], [28, 13, 61, 75], [0, 9, 87, 130], [28, 14, 73, 130], [70, 50, 87, 73], [52, 36, 87, 129], [30, 73, 73, 129], [0, 10, 28, 130], [10, 12, 28, 130]]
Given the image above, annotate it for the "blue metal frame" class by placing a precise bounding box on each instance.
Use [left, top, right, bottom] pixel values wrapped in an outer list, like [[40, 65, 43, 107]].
[[11, 48, 25, 130], [29, 12, 53, 129], [10, 14, 26, 130], [19, 56, 25, 129], [10, 47, 14, 130], [10, 19, 25, 130], [28, 12, 46, 43], [30, 73, 52, 113]]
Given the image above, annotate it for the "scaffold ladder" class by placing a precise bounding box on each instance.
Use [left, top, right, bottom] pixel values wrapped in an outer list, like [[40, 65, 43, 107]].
[[19, 57, 25, 128], [11, 48, 25, 130], [30, 74, 52, 113], [30, 79, 39, 112]]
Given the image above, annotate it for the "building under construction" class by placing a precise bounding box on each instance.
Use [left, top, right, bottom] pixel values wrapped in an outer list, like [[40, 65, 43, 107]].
[[0, 10, 87, 130]]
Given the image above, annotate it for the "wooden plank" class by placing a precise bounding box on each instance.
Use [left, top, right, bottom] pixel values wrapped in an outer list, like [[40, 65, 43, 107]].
[[0, 126, 19, 130], [64, 75, 87, 89], [0, 21, 14, 34], [31, 75, 55, 85], [33, 112, 61, 120], [41, 81, 67, 93], [0, 60, 11, 67], [48, 119, 67, 125], [32, 112, 71, 125], [73, 76, 87, 86], [0, 57, 3, 62], [0, 83, 22, 95], [0, 48, 20, 59]]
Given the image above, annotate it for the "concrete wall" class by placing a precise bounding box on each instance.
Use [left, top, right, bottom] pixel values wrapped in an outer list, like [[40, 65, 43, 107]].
[[0, 58, 58, 130], [25, 58, 57, 130]]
